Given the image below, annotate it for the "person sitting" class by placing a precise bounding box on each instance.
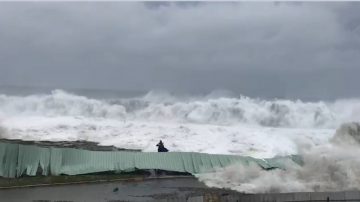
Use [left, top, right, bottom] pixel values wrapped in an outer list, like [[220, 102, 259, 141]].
[[156, 140, 169, 152]]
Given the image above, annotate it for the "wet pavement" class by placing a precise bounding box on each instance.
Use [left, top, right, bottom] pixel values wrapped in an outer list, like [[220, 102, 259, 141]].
[[0, 176, 241, 202]]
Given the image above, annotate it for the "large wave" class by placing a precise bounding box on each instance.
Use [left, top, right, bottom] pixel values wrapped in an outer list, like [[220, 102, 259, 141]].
[[0, 89, 359, 128], [1, 89, 359, 192], [197, 122, 360, 193]]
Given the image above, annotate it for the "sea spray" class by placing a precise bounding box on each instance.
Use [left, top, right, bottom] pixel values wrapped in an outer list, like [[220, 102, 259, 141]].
[[1, 89, 359, 128], [0, 89, 354, 156], [196, 122, 360, 193]]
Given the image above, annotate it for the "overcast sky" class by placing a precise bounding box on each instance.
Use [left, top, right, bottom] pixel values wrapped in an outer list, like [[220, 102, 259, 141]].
[[0, 2, 360, 100]]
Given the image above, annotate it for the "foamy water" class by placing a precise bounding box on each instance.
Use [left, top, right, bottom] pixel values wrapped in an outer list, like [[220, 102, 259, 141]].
[[0, 89, 359, 158], [2, 89, 360, 192], [197, 122, 360, 193]]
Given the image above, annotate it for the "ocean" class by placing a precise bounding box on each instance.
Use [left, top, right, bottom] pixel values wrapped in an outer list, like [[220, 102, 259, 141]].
[[1, 88, 359, 158], [1, 87, 360, 192]]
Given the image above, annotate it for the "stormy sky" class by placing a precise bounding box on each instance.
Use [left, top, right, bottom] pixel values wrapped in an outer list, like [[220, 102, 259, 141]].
[[0, 2, 360, 100]]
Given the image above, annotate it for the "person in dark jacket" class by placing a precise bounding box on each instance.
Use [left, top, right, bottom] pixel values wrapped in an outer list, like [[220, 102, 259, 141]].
[[156, 140, 169, 152]]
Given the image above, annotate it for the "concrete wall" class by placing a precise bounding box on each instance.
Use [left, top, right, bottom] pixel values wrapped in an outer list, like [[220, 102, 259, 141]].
[[217, 191, 360, 202], [0, 176, 359, 202]]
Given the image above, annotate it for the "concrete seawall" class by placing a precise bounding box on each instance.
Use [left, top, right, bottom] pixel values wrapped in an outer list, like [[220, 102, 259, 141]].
[[225, 191, 360, 202], [0, 176, 359, 202]]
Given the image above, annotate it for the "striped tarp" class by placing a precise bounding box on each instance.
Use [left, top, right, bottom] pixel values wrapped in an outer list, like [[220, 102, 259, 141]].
[[0, 142, 302, 178]]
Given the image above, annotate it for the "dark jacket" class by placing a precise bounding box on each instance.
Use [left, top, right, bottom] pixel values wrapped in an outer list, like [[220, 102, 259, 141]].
[[156, 141, 169, 152]]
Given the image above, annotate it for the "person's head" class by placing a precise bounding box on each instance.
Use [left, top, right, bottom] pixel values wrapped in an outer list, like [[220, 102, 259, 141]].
[[156, 140, 164, 147]]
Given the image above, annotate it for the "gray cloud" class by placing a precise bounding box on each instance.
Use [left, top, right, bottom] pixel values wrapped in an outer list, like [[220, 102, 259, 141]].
[[0, 2, 360, 100]]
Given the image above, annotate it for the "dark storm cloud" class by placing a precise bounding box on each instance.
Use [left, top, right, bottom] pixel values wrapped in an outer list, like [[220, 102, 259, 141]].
[[0, 2, 360, 99]]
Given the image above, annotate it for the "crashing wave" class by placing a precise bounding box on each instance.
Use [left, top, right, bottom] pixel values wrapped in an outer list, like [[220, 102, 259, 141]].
[[197, 122, 360, 193], [0, 89, 359, 128], [331, 122, 360, 145], [0, 90, 126, 119]]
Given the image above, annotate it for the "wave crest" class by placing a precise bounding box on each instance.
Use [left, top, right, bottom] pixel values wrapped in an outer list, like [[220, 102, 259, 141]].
[[0, 89, 126, 119], [0, 89, 359, 128]]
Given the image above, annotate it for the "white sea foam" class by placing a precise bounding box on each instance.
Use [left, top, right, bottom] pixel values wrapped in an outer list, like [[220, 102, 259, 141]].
[[197, 122, 360, 193], [1, 89, 360, 126], [0, 89, 358, 157], [1, 90, 360, 192]]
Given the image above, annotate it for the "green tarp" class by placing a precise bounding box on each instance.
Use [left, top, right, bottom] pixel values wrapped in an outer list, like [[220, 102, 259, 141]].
[[0, 142, 302, 178]]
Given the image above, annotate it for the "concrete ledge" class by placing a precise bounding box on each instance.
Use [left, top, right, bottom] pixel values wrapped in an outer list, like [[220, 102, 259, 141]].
[[1, 176, 359, 202]]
